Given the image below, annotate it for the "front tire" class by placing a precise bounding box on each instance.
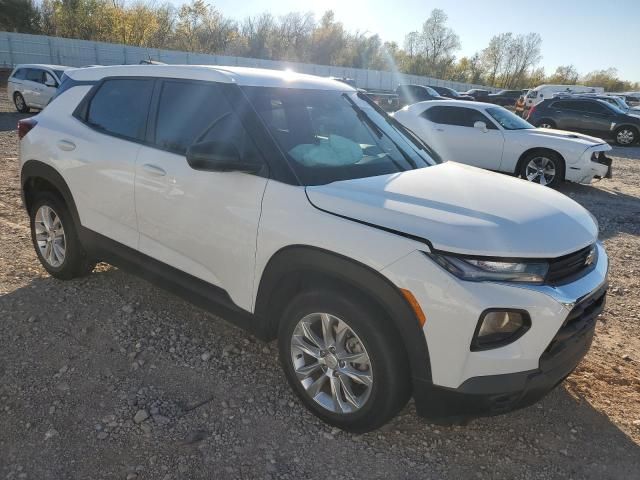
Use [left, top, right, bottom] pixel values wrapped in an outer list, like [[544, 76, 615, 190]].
[[278, 288, 411, 433], [29, 193, 95, 280], [14, 92, 30, 113], [614, 126, 638, 146], [519, 151, 564, 188]]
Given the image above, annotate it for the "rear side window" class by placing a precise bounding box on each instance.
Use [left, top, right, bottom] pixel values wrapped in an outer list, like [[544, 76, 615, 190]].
[[423, 106, 497, 129], [11, 68, 26, 80], [154, 80, 260, 161], [85, 79, 153, 141]]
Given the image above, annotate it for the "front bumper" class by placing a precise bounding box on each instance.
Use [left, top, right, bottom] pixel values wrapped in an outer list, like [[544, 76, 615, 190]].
[[566, 151, 613, 183], [413, 284, 605, 423], [381, 243, 608, 423]]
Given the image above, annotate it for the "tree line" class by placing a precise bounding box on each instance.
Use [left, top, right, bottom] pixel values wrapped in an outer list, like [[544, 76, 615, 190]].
[[1, 0, 638, 91]]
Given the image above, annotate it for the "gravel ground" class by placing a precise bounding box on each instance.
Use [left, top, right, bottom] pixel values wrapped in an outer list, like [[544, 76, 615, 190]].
[[1, 93, 639, 480]]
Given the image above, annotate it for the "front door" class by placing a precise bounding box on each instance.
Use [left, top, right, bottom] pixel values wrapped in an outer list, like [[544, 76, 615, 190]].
[[134, 79, 268, 311]]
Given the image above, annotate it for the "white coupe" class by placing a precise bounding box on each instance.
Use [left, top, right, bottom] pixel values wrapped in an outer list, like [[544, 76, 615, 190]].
[[392, 100, 612, 187]]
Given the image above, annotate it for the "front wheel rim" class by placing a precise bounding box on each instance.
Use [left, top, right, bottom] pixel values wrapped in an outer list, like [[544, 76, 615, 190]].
[[525, 156, 556, 186], [617, 129, 635, 144], [35, 205, 66, 267], [290, 312, 373, 414]]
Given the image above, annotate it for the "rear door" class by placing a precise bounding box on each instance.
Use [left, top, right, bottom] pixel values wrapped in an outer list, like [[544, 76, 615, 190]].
[[134, 80, 268, 311], [63, 78, 153, 248], [547, 100, 585, 131], [22, 68, 44, 106], [422, 105, 504, 169]]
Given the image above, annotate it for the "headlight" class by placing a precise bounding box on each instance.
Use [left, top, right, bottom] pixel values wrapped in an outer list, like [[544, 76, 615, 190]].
[[426, 252, 548, 284]]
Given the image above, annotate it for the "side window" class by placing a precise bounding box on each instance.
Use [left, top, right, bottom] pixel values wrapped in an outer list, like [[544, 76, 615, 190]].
[[86, 78, 153, 140], [25, 69, 44, 83], [154, 80, 260, 162], [12, 68, 26, 80], [583, 101, 610, 115], [552, 101, 583, 111], [423, 106, 497, 129]]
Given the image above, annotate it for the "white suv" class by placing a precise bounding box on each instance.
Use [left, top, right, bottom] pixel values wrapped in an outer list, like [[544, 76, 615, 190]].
[[18, 65, 608, 432]]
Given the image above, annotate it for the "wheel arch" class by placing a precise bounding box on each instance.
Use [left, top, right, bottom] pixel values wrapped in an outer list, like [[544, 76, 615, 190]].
[[515, 147, 566, 179], [21, 160, 81, 227], [254, 245, 432, 384]]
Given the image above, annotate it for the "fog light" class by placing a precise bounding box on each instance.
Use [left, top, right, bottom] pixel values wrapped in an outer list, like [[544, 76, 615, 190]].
[[471, 310, 531, 351]]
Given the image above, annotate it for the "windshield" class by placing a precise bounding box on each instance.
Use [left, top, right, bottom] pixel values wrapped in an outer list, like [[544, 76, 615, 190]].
[[243, 87, 440, 185], [486, 107, 535, 130]]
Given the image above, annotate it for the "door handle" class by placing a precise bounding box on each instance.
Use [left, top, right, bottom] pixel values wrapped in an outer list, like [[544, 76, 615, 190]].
[[142, 164, 166, 176], [57, 140, 76, 151], [435, 127, 445, 132]]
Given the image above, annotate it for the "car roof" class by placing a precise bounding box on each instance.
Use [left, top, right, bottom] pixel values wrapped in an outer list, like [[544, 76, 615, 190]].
[[402, 99, 494, 112], [15, 64, 71, 70], [64, 65, 354, 91]]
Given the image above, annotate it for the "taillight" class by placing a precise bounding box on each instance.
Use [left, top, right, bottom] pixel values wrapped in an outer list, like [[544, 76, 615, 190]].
[[17, 118, 37, 140]]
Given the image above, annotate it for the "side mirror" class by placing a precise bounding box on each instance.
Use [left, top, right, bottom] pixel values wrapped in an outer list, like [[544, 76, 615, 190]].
[[186, 140, 263, 173], [474, 121, 488, 132]]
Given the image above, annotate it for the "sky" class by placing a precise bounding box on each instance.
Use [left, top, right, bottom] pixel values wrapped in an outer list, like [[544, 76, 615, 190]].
[[188, 0, 640, 82]]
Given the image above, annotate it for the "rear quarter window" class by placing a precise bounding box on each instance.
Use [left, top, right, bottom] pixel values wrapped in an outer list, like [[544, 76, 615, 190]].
[[11, 68, 26, 80], [83, 78, 153, 141]]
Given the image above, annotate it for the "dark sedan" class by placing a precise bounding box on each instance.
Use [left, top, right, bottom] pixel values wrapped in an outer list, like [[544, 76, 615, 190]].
[[486, 89, 523, 106], [395, 84, 447, 106], [429, 86, 474, 101], [461, 88, 490, 100], [527, 97, 640, 146]]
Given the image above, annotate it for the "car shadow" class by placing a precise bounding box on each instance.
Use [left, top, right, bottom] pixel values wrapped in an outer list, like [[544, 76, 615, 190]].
[[1, 269, 639, 478], [0, 108, 34, 132], [558, 182, 640, 240]]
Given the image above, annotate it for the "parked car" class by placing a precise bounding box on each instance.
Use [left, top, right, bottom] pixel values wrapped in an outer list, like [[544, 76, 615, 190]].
[[523, 84, 604, 115], [461, 88, 490, 100], [486, 89, 522, 106], [18, 65, 608, 432], [515, 89, 530, 116], [527, 97, 640, 146], [395, 84, 447, 105], [7, 64, 71, 112], [561, 93, 640, 113], [429, 86, 474, 101], [393, 100, 612, 187]]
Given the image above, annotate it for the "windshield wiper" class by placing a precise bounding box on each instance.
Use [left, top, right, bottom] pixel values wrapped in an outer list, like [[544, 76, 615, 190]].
[[343, 93, 418, 169], [342, 93, 384, 139]]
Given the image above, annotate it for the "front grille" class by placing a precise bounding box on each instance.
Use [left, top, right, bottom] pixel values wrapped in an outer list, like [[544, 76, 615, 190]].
[[544, 284, 607, 355], [546, 245, 596, 285]]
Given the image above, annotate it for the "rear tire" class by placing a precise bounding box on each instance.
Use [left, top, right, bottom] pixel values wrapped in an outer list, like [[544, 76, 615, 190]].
[[14, 92, 30, 113], [278, 288, 411, 433], [614, 126, 638, 146], [29, 192, 95, 280], [519, 151, 564, 188], [535, 119, 556, 129]]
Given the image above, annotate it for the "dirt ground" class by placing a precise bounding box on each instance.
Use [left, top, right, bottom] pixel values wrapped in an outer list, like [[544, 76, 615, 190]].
[[1, 92, 639, 480]]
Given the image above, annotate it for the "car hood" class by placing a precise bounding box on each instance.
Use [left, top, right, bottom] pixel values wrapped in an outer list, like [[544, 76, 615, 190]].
[[526, 128, 607, 146], [306, 162, 597, 258]]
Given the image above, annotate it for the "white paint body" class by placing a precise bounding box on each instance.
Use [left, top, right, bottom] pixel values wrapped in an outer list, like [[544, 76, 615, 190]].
[[20, 65, 608, 390], [392, 100, 611, 184], [525, 84, 605, 109], [7, 64, 70, 110]]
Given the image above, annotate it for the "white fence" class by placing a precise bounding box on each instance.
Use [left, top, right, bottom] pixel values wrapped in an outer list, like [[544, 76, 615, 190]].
[[0, 31, 497, 92]]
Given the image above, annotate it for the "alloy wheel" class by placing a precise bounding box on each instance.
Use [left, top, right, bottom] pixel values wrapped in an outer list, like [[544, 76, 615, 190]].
[[525, 156, 556, 186], [539, 123, 553, 129], [34, 205, 66, 267], [15, 94, 25, 111], [290, 312, 373, 414], [616, 129, 635, 145]]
